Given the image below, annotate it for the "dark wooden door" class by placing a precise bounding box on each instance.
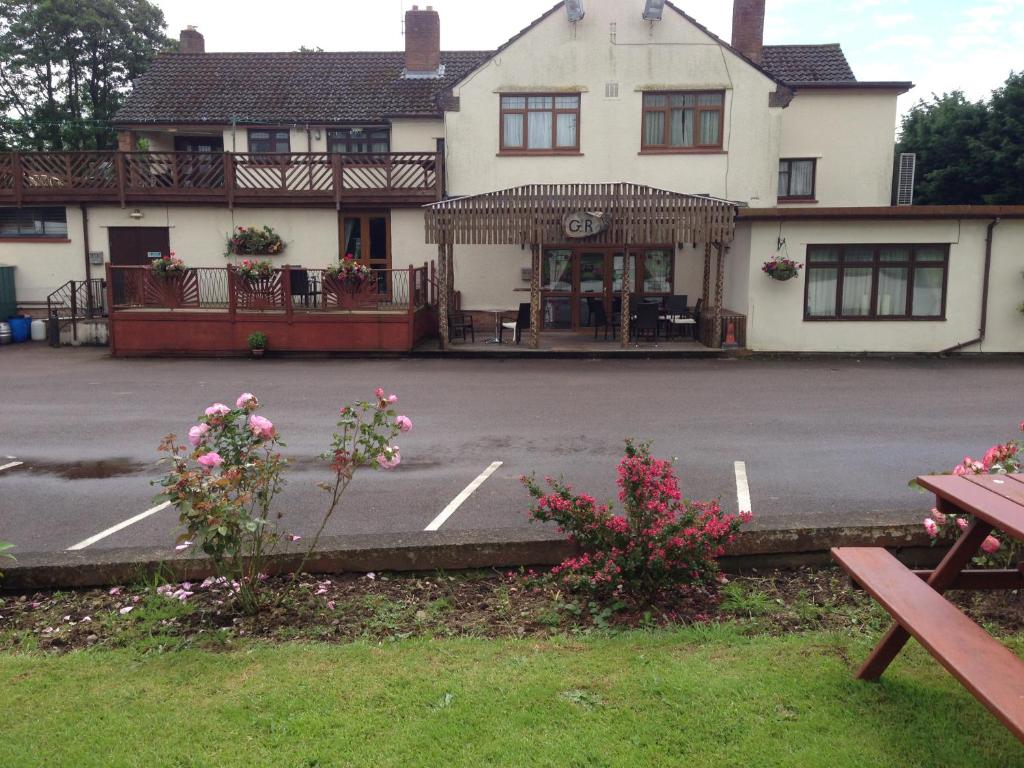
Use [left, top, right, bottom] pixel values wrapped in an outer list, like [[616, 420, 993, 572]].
[[109, 227, 170, 304]]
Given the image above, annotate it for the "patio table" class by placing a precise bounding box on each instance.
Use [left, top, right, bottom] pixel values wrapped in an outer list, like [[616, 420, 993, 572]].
[[833, 473, 1024, 742]]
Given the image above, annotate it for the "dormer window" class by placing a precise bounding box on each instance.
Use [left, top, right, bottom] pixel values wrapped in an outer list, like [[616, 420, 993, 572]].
[[500, 94, 580, 154], [328, 127, 390, 154], [641, 91, 724, 152]]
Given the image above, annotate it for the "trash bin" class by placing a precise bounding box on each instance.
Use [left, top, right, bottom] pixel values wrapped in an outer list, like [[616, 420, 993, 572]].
[[8, 315, 30, 343]]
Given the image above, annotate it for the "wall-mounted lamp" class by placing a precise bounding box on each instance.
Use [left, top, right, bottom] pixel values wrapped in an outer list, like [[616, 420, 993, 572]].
[[642, 0, 665, 21], [129, 209, 144, 220], [566, 0, 585, 22]]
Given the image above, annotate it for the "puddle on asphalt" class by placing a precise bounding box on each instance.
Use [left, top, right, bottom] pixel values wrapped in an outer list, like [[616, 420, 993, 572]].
[[13, 458, 153, 480]]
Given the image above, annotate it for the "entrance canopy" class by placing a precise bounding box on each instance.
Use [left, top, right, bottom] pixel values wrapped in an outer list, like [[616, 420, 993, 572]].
[[425, 182, 737, 246]]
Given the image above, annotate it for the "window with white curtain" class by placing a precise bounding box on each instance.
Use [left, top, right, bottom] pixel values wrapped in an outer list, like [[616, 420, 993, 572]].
[[778, 159, 816, 199], [500, 94, 580, 152], [642, 91, 724, 150], [805, 244, 949, 320]]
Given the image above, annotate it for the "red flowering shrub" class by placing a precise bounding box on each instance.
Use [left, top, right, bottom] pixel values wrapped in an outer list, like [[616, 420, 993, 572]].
[[524, 439, 750, 599]]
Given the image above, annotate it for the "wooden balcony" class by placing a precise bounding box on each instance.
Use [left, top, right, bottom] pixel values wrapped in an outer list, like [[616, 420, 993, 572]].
[[0, 151, 443, 208]]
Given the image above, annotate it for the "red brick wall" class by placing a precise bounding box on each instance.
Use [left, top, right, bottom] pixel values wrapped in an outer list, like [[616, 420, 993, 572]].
[[405, 6, 440, 73], [731, 0, 765, 65]]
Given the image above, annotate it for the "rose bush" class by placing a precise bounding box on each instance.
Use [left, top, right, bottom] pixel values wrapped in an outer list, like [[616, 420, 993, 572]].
[[157, 388, 410, 613], [921, 419, 1022, 567], [524, 439, 750, 601]]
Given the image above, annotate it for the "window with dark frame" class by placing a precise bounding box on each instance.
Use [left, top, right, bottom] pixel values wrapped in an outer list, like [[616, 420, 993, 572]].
[[641, 91, 724, 151], [0, 206, 68, 238], [500, 94, 580, 153], [778, 158, 816, 200], [804, 244, 949, 321], [327, 127, 390, 154], [342, 213, 391, 294], [247, 129, 290, 155]]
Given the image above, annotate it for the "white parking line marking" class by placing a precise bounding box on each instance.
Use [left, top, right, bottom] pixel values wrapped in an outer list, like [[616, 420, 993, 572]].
[[67, 501, 172, 551], [425, 461, 503, 532], [0, 461, 23, 473], [734, 460, 752, 514]]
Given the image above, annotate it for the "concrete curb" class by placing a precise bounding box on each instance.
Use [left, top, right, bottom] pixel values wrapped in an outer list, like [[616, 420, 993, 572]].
[[0, 523, 935, 591]]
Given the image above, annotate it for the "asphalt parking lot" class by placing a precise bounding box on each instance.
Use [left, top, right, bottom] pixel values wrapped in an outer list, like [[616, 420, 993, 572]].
[[1, 344, 1021, 556]]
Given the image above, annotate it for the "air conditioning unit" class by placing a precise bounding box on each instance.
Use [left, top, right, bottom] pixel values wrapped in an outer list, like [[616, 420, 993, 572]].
[[896, 153, 916, 206]]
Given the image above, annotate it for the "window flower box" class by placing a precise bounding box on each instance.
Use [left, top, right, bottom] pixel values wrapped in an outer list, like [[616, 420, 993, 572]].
[[226, 225, 285, 257]]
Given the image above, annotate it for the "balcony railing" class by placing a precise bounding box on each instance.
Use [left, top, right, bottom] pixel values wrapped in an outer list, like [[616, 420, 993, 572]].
[[0, 151, 443, 207], [107, 264, 433, 315]]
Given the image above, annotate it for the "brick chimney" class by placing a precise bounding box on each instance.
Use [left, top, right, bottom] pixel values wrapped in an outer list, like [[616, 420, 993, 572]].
[[405, 5, 440, 74], [179, 25, 205, 54], [731, 0, 765, 65]]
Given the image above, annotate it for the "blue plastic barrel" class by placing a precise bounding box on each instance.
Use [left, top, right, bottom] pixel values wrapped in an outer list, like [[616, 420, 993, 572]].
[[8, 315, 30, 343]]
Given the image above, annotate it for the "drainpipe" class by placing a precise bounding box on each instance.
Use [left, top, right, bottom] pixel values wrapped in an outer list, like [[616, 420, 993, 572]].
[[81, 203, 91, 285], [941, 218, 1000, 355]]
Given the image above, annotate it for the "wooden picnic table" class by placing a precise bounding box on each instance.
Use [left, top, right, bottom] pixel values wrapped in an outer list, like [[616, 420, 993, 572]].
[[833, 473, 1024, 742]]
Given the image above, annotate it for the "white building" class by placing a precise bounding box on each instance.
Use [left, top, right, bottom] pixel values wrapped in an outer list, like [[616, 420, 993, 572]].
[[1, 0, 1021, 354]]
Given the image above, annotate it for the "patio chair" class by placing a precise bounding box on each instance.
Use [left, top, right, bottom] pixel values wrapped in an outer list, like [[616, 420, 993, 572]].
[[449, 311, 475, 343], [633, 302, 660, 342], [500, 302, 531, 344], [663, 294, 694, 339], [288, 268, 315, 308], [590, 300, 619, 340]]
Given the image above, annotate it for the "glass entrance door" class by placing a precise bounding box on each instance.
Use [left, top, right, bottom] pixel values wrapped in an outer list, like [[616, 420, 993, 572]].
[[541, 247, 652, 331]]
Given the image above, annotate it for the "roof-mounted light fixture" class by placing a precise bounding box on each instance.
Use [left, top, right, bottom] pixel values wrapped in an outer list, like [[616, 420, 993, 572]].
[[566, 0, 585, 22], [642, 0, 665, 21]]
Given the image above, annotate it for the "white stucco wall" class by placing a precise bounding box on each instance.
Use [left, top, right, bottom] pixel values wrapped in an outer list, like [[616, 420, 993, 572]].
[[778, 90, 901, 208], [0, 206, 83, 305], [741, 218, 1024, 353], [390, 119, 444, 153], [444, 0, 782, 205]]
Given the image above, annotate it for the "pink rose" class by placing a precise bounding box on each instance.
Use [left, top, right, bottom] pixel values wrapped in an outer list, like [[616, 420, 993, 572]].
[[396, 415, 413, 432], [952, 463, 968, 477], [931, 508, 946, 526], [387, 394, 398, 404], [205, 403, 230, 417], [248, 414, 275, 440], [956, 517, 969, 532], [923, 518, 939, 538], [377, 446, 401, 469], [981, 535, 1001, 554], [374, 387, 385, 399], [197, 452, 224, 470], [188, 423, 210, 447], [236, 392, 258, 409]]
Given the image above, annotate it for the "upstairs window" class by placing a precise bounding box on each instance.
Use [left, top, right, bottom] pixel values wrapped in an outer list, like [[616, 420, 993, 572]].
[[247, 129, 290, 155], [0, 206, 67, 238], [328, 127, 390, 154], [805, 244, 949, 320], [642, 91, 724, 151], [500, 94, 580, 153], [779, 158, 817, 200]]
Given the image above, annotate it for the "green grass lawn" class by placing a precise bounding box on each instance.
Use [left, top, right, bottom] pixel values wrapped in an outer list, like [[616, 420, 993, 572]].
[[2, 625, 1022, 767]]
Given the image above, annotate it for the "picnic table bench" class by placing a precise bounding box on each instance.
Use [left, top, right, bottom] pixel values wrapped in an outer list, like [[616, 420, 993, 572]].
[[833, 473, 1024, 742]]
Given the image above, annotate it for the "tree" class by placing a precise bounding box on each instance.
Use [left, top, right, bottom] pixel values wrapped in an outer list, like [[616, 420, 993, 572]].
[[983, 72, 1024, 205], [897, 71, 1024, 205], [0, 0, 171, 151]]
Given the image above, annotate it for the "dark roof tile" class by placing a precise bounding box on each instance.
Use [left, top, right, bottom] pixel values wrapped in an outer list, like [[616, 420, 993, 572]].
[[115, 50, 490, 125], [762, 44, 857, 84]]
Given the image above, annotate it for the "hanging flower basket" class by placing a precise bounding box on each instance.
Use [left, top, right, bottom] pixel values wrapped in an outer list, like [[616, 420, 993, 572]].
[[762, 257, 802, 282], [325, 255, 373, 296], [150, 252, 187, 278], [226, 225, 285, 257]]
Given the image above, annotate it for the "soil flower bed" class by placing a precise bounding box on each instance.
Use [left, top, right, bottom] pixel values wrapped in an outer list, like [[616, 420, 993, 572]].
[[2, 567, 1023, 653]]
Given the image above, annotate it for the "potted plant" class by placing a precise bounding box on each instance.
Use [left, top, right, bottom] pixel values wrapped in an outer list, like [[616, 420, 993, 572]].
[[247, 331, 268, 358], [235, 259, 275, 282], [226, 225, 285, 257], [762, 256, 803, 281]]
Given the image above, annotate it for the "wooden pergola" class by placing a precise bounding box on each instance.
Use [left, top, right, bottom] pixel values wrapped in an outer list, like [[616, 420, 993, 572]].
[[424, 182, 738, 349]]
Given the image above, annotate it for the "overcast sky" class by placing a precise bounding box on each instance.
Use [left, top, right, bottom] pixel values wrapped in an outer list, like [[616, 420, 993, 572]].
[[154, 0, 1023, 118]]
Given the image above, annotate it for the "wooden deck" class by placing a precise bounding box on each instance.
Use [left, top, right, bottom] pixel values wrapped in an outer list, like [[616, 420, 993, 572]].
[[416, 331, 726, 358]]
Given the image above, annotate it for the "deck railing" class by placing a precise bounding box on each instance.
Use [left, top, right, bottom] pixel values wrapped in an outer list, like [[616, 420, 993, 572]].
[[107, 264, 432, 316], [0, 151, 443, 206]]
